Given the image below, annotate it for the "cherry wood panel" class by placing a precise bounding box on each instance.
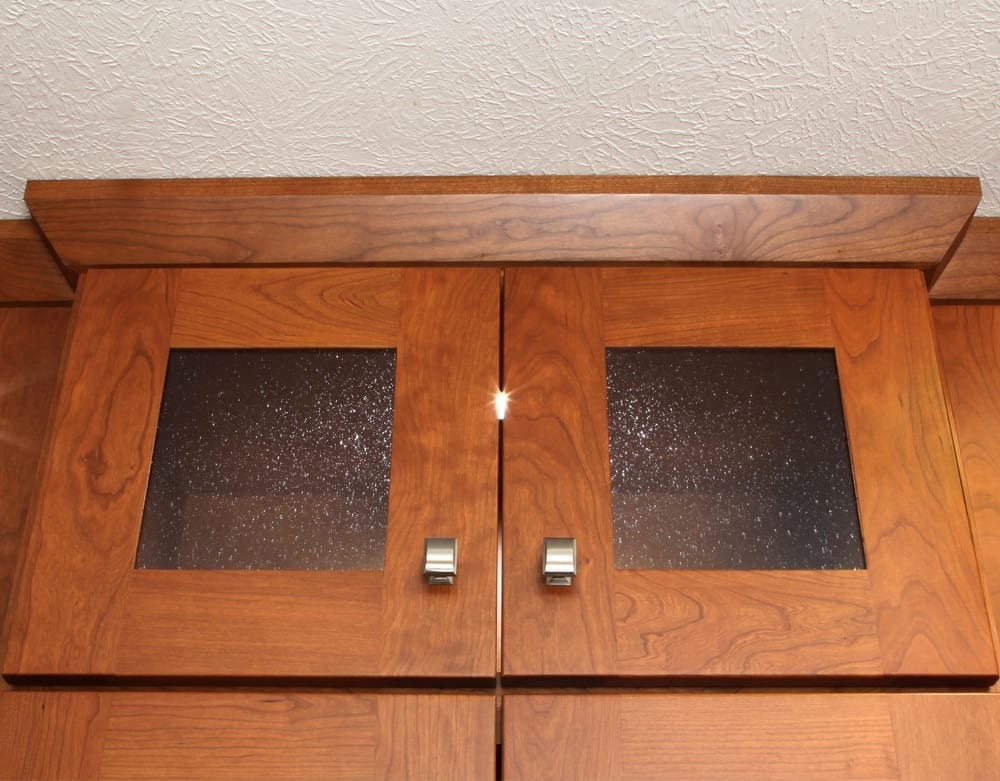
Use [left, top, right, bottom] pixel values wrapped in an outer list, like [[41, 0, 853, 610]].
[[116, 572, 382, 676], [504, 267, 996, 679], [0, 691, 495, 780], [930, 217, 1000, 300], [504, 267, 872, 677], [4, 267, 498, 678], [0, 691, 109, 779], [4, 270, 178, 675], [825, 270, 996, 676], [615, 570, 880, 675], [379, 269, 499, 676], [374, 693, 496, 780], [889, 694, 1000, 780], [0, 308, 71, 658], [172, 267, 400, 348], [0, 219, 73, 302], [502, 267, 617, 675], [25, 176, 979, 270], [603, 266, 833, 346], [504, 693, 900, 780], [933, 304, 1000, 687], [503, 694, 622, 781], [100, 692, 374, 780]]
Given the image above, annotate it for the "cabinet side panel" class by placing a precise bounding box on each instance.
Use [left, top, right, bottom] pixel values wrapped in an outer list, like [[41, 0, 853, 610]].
[[929, 217, 1000, 300], [825, 269, 996, 676], [3, 269, 179, 675], [932, 305, 1000, 686], [0, 307, 71, 666], [380, 269, 499, 676], [503, 267, 617, 675], [0, 219, 73, 302], [0, 691, 109, 779]]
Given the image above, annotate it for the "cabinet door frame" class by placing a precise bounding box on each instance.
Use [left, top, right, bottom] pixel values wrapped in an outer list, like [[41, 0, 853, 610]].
[[3, 266, 499, 679], [502, 266, 997, 679]]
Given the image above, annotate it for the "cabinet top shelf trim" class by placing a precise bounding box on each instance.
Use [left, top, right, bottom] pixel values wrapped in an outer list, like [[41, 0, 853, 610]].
[[24, 175, 980, 271]]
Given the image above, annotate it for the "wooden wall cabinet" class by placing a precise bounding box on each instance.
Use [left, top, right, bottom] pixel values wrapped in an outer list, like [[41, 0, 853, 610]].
[[2, 177, 999, 778], [4, 264, 994, 682]]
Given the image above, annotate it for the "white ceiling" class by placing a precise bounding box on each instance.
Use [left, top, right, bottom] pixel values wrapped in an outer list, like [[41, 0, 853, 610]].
[[2, 0, 998, 219]]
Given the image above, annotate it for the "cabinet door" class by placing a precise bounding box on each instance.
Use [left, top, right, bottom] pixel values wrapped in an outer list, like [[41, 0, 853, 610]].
[[4, 267, 499, 678], [502, 267, 996, 678], [504, 692, 1000, 781], [503, 693, 901, 780], [0, 690, 496, 780]]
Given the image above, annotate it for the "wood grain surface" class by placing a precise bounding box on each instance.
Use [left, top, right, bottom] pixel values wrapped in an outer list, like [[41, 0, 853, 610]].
[[380, 269, 499, 676], [0, 691, 495, 781], [25, 176, 979, 269], [502, 267, 617, 675], [930, 217, 1000, 300], [3, 269, 178, 675], [503, 694, 622, 781], [4, 266, 498, 679], [825, 269, 996, 676], [504, 693, 900, 781], [0, 219, 73, 302], [614, 570, 880, 675], [99, 693, 377, 780], [115, 571, 382, 676], [0, 308, 70, 663], [0, 691, 109, 780], [5, 689, 998, 780], [932, 304, 1000, 686], [375, 693, 496, 780], [172, 267, 400, 347], [603, 266, 833, 346], [505, 266, 995, 679], [889, 694, 1000, 780]]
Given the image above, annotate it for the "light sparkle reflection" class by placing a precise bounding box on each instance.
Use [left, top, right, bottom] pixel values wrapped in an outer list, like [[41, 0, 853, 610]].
[[494, 390, 510, 420]]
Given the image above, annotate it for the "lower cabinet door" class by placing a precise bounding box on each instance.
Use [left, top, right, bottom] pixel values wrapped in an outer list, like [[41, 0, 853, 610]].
[[503, 693, 1000, 781], [0, 691, 496, 780]]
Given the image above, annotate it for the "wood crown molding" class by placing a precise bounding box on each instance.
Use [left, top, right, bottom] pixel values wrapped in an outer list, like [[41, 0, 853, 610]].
[[24, 175, 981, 271], [0, 220, 74, 303], [930, 217, 1000, 301]]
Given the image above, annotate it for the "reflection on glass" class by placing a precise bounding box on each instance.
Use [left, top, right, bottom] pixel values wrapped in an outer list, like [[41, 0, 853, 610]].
[[606, 348, 865, 570], [136, 349, 395, 570]]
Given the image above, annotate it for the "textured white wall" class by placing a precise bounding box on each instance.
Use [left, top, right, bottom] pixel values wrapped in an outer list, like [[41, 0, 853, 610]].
[[2, 0, 997, 218]]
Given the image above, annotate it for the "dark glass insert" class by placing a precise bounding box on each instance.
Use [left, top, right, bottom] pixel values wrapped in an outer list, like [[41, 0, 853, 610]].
[[136, 349, 396, 570], [606, 348, 865, 570]]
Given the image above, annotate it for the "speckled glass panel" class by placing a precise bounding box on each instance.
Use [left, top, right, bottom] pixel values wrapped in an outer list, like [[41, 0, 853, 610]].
[[135, 349, 395, 570], [606, 348, 865, 570]]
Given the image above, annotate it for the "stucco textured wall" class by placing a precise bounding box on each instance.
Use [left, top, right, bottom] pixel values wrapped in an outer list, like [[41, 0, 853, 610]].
[[2, 0, 997, 217]]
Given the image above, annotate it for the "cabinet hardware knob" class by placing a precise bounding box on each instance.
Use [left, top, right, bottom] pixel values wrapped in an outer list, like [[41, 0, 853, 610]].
[[543, 538, 577, 586], [424, 537, 457, 585]]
